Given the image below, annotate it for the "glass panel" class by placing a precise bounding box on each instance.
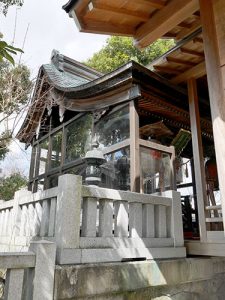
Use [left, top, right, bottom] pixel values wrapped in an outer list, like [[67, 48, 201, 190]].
[[50, 130, 62, 169], [102, 147, 130, 190], [39, 139, 49, 175], [65, 114, 92, 163], [37, 179, 44, 191], [30, 146, 37, 179], [140, 146, 171, 194], [95, 105, 129, 149]]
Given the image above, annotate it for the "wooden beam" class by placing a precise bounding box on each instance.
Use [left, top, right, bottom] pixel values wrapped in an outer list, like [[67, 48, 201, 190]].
[[166, 56, 196, 66], [135, 0, 199, 48], [176, 20, 201, 40], [177, 21, 192, 29], [162, 32, 177, 38], [70, 10, 83, 31], [63, 85, 141, 111], [153, 65, 182, 74], [193, 37, 203, 44], [180, 47, 204, 57], [81, 21, 135, 36], [88, 1, 150, 22], [171, 61, 206, 84], [130, 101, 140, 192], [187, 78, 207, 242], [132, 0, 166, 10], [199, 0, 225, 236]]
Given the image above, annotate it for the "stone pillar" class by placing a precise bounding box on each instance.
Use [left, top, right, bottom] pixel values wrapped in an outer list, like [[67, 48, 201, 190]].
[[55, 174, 82, 263], [199, 0, 225, 231], [163, 190, 184, 247], [27, 240, 56, 300]]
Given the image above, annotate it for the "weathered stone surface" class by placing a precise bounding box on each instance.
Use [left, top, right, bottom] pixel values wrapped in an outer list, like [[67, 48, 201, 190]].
[[29, 240, 56, 300], [54, 257, 225, 300]]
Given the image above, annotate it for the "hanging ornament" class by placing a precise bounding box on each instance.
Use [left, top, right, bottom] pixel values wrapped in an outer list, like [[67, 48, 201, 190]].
[[185, 163, 189, 178]]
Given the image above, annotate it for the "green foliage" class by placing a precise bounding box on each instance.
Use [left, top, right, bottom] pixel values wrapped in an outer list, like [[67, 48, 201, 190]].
[[0, 61, 32, 159], [0, 130, 11, 160], [0, 0, 24, 65], [0, 38, 23, 65], [0, 172, 27, 200], [0, 61, 32, 115], [0, 0, 23, 16], [86, 36, 175, 73]]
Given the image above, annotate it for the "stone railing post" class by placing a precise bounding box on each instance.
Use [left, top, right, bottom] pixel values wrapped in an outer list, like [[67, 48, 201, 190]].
[[163, 190, 184, 247], [55, 174, 82, 263], [26, 240, 56, 300], [10, 190, 31, 251]]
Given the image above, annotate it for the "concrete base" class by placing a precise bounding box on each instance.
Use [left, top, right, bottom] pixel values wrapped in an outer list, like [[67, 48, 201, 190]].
[[58, 247, 186, 264], [186, 240, 225, 256], [54, 257, 225, 299]]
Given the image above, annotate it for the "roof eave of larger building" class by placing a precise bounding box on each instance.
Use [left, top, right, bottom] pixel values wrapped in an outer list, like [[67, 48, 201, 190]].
[[62, 0, 78, 13]]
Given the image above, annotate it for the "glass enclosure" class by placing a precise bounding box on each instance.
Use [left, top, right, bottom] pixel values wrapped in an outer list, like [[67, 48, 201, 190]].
[[50, 130, 62, 169], [39, 139, 49, 175], [65, 114, 92, 163], [95, 105, 129, 149], [102, 147, 130, 190], [29, 103, 175, 194], [140, 146, 172, 194]]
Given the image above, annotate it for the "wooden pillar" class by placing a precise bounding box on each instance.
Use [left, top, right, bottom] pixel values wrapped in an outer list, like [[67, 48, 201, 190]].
[[199, 0, 225, 232], [188, 78, 207, 242], [129, 101, 140, 192]]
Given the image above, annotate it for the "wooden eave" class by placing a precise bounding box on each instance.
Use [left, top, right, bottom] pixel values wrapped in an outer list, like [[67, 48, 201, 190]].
[[148, 29, 206, 85], [63, 0, 200, 48]]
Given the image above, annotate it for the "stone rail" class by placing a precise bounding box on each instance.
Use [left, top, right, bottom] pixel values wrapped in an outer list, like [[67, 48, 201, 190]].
[[0, 174, 186, 264], [0, 240, 56, 300], [0, 188, 58, 251]]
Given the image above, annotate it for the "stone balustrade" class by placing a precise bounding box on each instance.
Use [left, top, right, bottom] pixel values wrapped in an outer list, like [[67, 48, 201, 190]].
[[0, 240, 56, 300], [0, 174, 186, 264], [0, 188, 58, 252]]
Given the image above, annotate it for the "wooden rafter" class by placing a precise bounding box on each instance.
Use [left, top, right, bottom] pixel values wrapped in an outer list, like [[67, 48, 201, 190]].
[[81, 21, 135, 36], [130, 0, 166, 10], [153, 65, 182, 74], [162, 32, 178, 38], [178, 21, 192, 29], [176, 19, 201, 40], [180, 47, 204, 57], [134, 0, 199, 48], [193, 37, 203, 44], [171, 61, 206, 84], [87, 1, 150, 22], [166, 57, 196, 66]]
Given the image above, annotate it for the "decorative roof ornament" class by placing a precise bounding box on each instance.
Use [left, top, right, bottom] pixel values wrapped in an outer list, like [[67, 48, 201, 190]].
[[93, 108, 108, 123], [51, 49, 64, 72], [59, 104, 66, 122]]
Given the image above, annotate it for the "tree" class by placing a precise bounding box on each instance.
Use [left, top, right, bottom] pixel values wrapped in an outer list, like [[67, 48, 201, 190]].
[[0, 0, 23, 16], [0, 61, 32, 159], [85, 36, 175, 73], [0, 172, 27, 200], [0, 34, 23, 65]]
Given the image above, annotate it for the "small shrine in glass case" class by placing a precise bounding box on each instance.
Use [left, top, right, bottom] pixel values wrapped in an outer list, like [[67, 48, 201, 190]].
[[17, 50, 214, 221]]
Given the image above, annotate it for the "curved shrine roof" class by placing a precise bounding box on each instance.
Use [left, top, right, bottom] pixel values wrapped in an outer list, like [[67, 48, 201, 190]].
[[17, 50, 212, 145]]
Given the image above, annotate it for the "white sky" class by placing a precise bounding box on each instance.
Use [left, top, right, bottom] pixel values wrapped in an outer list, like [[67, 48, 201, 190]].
[[0, 0, 108, 75], [0, 0, 108, 177]]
